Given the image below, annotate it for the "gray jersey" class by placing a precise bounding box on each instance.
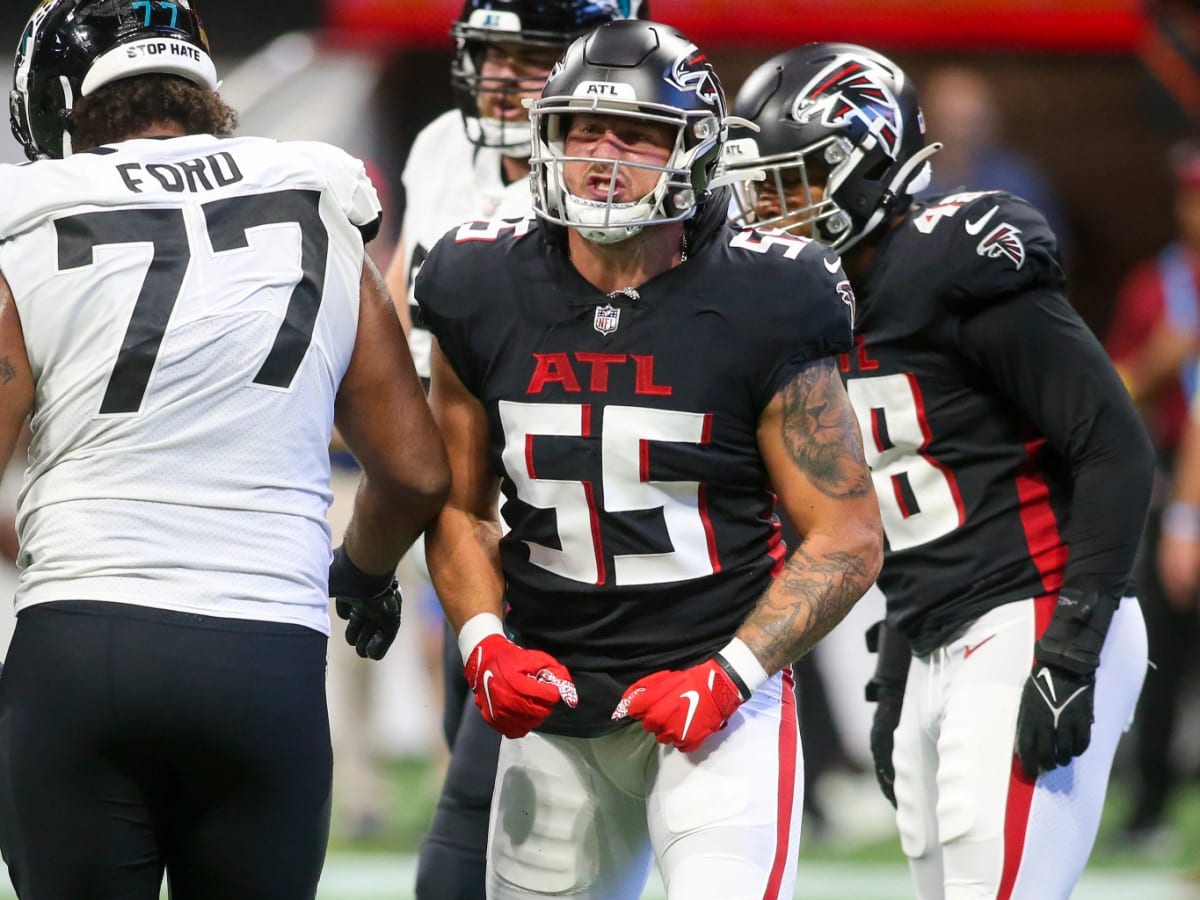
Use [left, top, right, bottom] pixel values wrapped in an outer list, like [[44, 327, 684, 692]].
[[0, 134, 381, 632]]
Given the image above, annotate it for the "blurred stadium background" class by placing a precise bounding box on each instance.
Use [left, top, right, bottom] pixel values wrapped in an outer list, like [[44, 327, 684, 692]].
[[1, 0, 1199, 896]]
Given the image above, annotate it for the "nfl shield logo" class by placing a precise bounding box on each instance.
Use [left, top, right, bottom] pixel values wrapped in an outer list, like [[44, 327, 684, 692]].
[[594, 303, 620, 335]]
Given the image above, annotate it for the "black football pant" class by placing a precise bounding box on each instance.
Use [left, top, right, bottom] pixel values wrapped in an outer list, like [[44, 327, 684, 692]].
[[414, 623, 501, 900], [0, 600, 332, 900]]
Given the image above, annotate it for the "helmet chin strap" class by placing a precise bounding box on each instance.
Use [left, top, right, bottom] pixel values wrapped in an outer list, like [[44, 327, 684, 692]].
[[841, 141, 943, 253]]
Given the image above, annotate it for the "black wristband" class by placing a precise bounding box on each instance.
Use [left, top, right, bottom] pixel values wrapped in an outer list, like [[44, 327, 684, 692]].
[[865, 620, 912, 702], [329, 545, 395, 599], [713, 652, 753, 702], [1035, 589, 1119, 677]]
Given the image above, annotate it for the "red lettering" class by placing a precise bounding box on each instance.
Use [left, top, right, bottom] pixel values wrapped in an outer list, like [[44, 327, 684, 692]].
[[528, 352, 581, 394], [632, 354, 672, 396], [575, 353, 627, 392], [840, 335, 878, 374], [856, 334, 880, 371]]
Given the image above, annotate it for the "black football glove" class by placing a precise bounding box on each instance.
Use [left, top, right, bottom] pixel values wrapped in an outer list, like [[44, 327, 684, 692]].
[[869, 685, 904, 807], [1015, 663, 1095, 777], [1014, 589, 1118, 777], [865, 620, 911, 808], [329, 545, 402, 661]]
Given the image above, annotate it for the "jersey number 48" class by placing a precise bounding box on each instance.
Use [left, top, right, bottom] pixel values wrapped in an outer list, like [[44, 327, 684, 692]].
[[846, 374, 964, 551]]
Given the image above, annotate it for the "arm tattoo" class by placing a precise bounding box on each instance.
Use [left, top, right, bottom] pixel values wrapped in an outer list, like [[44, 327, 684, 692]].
[[741, 545, 877, 673], [0, 357, 16, 385], [780, 358, 871, 499]]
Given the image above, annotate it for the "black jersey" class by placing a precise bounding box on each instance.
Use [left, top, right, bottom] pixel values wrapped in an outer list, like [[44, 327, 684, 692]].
[[844, 190, 1151, 654], [417, 218, 852, 735]]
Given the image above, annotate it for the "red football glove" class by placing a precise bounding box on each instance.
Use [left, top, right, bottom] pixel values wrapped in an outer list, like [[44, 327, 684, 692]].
[[612, 659, 747, 753], [463, 634, 577, 738]]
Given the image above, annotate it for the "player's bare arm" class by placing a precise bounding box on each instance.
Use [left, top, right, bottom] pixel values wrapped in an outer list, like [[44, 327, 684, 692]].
[[741, 357, 883, 674], [779, 356, 875, 499], [382, 237, 413, 335], [0, 271, 34, 475], [424, 340, 507, 634], [335, 256, 449, 574]]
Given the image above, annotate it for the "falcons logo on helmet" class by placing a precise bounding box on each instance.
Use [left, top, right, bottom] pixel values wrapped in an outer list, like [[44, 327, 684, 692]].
[[977, 222, 1026, 270], [791, 60, 902, 157], [667, 47, 720, 107]]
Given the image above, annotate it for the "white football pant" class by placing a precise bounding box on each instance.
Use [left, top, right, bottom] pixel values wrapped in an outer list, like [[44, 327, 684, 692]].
[[893, 596, 1147, 900], [485, 671, 803, 900]]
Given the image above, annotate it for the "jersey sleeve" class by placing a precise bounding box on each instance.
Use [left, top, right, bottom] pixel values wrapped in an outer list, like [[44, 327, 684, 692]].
[[734, 234, 854, 407], [942, 192, 1065, 306], [297, 141, 383, 241], [413, 225, 486, 393], [956, 286, 1155, 597]]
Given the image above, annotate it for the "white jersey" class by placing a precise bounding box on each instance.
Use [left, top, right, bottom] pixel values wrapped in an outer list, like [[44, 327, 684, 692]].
[[0, 133, 382, 634], [400, 110, 533, 379]]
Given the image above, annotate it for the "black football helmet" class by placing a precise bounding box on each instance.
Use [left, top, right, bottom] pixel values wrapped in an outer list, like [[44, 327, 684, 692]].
[[724, 43, 940, 251], [11, 0, 218, 161], [528, 19, 727, 243], [451, 0, 640, 157]]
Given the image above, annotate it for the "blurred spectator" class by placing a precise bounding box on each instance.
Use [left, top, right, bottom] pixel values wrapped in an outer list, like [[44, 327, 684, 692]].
[[920, 64, 1069, 247], [1138, 0, 1200, 126], [1106, 137, 1200, 850]]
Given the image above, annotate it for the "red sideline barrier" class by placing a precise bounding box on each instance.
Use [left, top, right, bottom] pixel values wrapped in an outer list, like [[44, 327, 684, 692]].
[[322, 0, 1144, 53]]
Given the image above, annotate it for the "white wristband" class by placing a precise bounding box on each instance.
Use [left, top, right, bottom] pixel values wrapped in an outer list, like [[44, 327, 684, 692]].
[[457, 612, 505, 664], [717, 637, 771, 696]]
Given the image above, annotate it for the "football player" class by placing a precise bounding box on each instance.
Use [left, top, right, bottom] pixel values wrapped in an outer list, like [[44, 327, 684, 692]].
[[0, 1, 448, 897], [383, 2, 644, 895], [723, 43, 1154, 899], [415, 20, 883, 900]]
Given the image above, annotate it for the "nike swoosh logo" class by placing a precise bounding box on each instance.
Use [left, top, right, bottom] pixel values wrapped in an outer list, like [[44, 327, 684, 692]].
[[963, 634, 996, 659], [824, 255, 842, 274], [482, 670, 496, 719], [1035, 666, 1057, 703], [679, 690, 700, 741], [964, 206, 999, 235]]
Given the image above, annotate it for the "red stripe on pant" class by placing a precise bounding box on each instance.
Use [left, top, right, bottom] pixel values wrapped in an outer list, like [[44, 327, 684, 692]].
[[998, 592, 1058, 899], [763, 667, 799, 900]]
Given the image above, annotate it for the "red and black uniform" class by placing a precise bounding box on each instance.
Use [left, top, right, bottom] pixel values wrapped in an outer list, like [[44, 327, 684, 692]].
[[417, 217, 851, 736], [850, 190, 1153, 900], [842, 190, 1149, 652]]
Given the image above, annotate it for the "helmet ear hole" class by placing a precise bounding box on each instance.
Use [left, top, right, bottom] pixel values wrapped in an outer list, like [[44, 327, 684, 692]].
[[861, 156, 890, 183]]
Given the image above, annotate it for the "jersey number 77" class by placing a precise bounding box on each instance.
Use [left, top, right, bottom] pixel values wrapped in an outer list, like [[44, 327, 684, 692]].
[[55, 189, 328, 415]]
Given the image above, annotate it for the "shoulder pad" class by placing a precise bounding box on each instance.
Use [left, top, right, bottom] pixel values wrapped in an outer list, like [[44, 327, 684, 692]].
[[289, 140, 382, 231], [718, 226, 853, 367], [908, 191, 1064, 304], [414, 217, 536, 325], [728, 226, 819, 262]]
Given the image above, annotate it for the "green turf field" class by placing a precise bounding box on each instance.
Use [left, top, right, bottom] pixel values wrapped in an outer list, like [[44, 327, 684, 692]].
[[1, 758, 1196, 898]]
